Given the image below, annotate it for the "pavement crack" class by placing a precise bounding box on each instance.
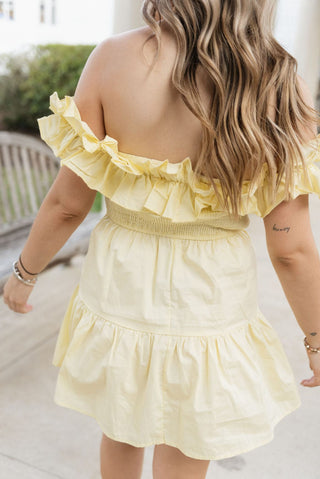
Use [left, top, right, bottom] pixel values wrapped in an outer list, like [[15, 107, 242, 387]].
[[0, 450, 65, 478]]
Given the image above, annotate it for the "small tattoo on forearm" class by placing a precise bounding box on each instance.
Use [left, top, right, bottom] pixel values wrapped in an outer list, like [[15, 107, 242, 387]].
[[310, 332, 318, 336], [273, 223, 290, 233]]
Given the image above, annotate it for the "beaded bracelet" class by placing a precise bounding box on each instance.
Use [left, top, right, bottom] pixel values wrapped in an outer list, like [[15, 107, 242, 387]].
[[12, 261, 38, 287], [304, 336, 320, 354]]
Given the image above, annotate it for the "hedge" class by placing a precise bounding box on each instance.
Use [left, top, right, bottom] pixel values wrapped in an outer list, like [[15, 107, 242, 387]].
[[0, 43, 95, 133], [0, 43, 104, 213]]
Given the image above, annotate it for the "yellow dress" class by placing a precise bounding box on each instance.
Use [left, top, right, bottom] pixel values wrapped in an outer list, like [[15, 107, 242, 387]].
[[38, 92, 320, 460]]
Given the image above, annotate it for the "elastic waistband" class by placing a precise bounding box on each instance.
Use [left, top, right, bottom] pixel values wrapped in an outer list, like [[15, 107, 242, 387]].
[[105, 199, 244, 240]]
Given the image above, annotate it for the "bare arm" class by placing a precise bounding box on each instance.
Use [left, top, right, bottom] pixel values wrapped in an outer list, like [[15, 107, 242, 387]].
[[16, 43, 108, 275], [264, 194, 320, 347], [16, 170, 97, 279], [263, 75, 320, 387], [3, 42, 108, 312], [264, 194, 320, 388]]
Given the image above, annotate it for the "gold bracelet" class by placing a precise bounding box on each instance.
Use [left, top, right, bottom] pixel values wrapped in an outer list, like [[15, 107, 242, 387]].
[[304, 336, 320, 353]]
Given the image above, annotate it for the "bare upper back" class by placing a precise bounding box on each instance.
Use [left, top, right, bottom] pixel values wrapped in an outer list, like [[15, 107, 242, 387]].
[[76, 24, 316, 180], [97, 24, 211, 165]]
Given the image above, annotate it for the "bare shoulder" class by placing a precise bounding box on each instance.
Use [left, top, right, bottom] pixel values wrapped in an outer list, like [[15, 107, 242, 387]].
[[92, 23, 177, 76], [92, 26, 155, 65], [72, 27, 154, 137]]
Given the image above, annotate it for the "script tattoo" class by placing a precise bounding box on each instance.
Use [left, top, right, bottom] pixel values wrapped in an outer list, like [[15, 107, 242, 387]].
[[273, 224, 290, 233]]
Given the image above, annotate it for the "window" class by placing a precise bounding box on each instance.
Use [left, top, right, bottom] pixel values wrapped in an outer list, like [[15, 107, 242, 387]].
[[0, 0, 15, 21], [8, 0, 13, 20], [39, 0, 45, 23], [40, 0, 57, 25]]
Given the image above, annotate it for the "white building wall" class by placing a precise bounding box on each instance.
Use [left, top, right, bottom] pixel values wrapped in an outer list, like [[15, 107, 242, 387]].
[[112, 0, 144, 34], [274, 0, 320, 100], [0, 0, 319, 102], [0, 0, 114, 54]]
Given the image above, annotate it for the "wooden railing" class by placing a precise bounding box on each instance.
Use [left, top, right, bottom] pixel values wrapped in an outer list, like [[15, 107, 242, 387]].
[[0, 132, 60, 235], [0, 131, 104, 293]]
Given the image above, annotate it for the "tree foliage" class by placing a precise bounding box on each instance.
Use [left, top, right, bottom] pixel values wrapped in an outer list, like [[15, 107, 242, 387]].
[[0, 44, 95, 132]]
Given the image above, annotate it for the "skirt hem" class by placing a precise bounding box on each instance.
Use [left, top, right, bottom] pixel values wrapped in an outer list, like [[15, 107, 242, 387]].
[[53, 390, 302, 461]]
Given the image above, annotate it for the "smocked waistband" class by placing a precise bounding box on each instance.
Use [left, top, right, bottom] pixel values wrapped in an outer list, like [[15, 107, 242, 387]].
[[105, 199, 245, 240]]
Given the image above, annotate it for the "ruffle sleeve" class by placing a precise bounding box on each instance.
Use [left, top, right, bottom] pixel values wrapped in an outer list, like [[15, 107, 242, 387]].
[[243, 135, 320, 218], [38, 92, 320, 222]]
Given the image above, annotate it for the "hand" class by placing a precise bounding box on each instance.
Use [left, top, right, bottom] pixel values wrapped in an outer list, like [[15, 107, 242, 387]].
[[300, 351, 320, 387], [3, 273, 34, 314]]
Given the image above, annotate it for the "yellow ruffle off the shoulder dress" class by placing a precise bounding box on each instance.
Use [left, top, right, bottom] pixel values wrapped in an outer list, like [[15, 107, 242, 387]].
[[38, 92, 320, 460]]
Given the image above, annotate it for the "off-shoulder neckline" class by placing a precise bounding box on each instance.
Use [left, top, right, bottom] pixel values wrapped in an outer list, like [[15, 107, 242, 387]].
[[97, 131, 320, 185], [106, 130, 320, 170], [116, 145, 193, 170], [58, 95, 256, 184], [50, 93, 320, 185]]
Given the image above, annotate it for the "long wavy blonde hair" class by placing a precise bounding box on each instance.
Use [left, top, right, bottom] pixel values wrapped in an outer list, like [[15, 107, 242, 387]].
[[142, 0, 320, 218]]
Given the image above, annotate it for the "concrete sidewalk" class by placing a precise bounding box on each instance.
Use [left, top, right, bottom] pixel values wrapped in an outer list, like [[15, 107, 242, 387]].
[[1, 195, 320, 479]]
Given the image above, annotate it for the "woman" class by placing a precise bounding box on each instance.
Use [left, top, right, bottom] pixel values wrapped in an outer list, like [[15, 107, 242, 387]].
[[3, 1, 320, 478]]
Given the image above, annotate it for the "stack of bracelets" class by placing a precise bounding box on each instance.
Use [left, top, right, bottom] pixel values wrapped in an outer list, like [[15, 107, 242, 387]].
[[12, 254, 40, 287]]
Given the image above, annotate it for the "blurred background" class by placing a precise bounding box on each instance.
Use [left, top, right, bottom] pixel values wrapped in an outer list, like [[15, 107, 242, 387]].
[[0, 0, 319, 228], [0, 2, 320, 478], [0, 0, 319, 131]]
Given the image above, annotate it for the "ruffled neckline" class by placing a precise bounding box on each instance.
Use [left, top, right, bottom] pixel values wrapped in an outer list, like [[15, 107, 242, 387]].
[[48, 92, 320, 190], [38, 92, 320, 220], [49, 92, 226, 187]]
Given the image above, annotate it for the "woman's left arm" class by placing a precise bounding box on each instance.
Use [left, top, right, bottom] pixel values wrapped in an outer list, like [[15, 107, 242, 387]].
[[3, 42, 107, 314]]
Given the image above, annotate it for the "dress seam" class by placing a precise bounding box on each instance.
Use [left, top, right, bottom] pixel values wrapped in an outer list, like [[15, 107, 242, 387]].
[[77, 289, 259, 339]]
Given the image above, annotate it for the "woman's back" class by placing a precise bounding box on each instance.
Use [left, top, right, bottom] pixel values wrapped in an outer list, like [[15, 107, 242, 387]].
[[76, 22, 312, 184], [4, 2, 320, 476], [82, 23, 212, 167]]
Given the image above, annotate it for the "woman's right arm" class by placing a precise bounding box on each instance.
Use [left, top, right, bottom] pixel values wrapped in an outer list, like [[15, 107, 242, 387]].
[[263, 75, 320, 387], [264, 194, 320, 388]]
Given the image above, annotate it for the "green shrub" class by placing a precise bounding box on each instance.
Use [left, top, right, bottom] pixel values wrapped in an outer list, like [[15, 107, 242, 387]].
[[0, 43, 104, 212], [0, 43, 95, 132], [91, 190, 104, 212]]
